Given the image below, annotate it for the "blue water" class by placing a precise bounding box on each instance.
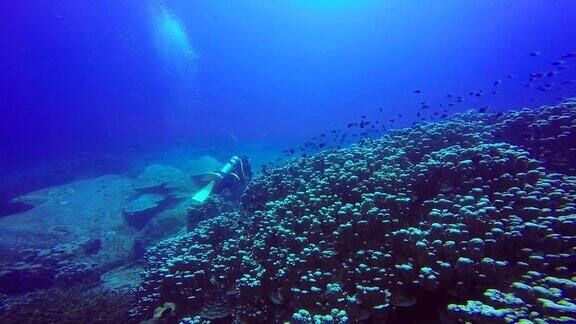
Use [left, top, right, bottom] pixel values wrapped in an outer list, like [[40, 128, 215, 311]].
[[1, 0, 575, 201], [0, 0, 576, 202]]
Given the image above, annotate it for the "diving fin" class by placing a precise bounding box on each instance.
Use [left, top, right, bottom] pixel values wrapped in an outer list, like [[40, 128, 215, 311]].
[[192, 181, 216, 203]]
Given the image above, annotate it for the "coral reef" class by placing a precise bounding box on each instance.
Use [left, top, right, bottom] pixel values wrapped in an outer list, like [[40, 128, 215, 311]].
[[0, 242, 99, 295], [493, 98, 576, 175], [0, 280, 136, 324], [101, 264, 144, 293], [186, 196, 235, 230], [134, 100, 576, 322]]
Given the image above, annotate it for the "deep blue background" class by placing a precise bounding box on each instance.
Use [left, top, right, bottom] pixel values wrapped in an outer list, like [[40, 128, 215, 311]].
[[1, 0, 576, 176]]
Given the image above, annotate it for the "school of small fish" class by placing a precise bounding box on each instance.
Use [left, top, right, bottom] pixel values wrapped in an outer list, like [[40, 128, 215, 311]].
[[263, 51, 576, 171]]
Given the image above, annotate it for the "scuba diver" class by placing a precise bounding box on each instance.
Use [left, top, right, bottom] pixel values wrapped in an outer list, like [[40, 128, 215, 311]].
[[191, 155, 253, 202]]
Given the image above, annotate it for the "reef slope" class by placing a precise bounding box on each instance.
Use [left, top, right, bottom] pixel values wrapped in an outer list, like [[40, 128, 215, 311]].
[[135, 100, 576, 323]]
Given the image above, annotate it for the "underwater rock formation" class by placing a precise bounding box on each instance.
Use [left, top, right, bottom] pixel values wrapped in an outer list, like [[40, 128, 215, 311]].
[[180, 155, 223, 177], [133, 164, 192, 192], [134, 100, 576, 322], [0, 156, 226, 296], [123, 193, 167, 229], [126, 158, 224, 231], [0, 175, 135, 295], [134, 195, 233, 251], [125, 165, 192, 230]]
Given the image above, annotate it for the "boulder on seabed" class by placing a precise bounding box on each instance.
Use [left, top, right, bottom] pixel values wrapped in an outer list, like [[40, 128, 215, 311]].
[[133, 165, 191, 193], [122, 193, 166, 230], [180, 155, 223, 176]]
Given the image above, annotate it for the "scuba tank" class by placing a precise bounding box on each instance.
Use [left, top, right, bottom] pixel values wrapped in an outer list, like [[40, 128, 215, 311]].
[[192, 155, 252, 202]]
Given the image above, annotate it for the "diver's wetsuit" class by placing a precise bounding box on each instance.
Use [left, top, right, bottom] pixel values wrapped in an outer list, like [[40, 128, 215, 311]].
[[213, 155, 252, 200]]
